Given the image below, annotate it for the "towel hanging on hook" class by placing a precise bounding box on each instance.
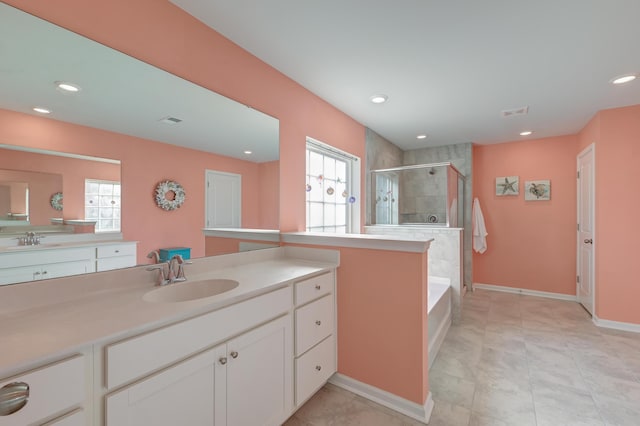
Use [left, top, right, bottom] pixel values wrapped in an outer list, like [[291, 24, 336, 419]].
[[472, 197, 488, 254]]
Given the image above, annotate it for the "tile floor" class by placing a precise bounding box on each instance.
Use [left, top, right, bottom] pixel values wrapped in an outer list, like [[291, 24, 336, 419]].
[[284, 289, 640, 426]]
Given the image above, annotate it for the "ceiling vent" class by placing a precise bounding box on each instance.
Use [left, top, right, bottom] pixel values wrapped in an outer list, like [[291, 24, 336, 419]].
[[501, 106, 529, 118], [158, 116, 183, 124]]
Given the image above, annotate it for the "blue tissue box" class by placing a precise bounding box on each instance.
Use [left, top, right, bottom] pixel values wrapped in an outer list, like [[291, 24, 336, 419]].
[[159, 247, 191, 262]]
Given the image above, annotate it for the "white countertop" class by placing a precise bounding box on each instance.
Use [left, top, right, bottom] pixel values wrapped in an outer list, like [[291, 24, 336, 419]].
[[0, 247, 337, 375]]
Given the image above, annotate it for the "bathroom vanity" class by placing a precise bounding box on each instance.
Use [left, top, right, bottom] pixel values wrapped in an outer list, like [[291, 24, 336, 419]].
[[0, 247, 338, 425], [0, 241, 137, 285]]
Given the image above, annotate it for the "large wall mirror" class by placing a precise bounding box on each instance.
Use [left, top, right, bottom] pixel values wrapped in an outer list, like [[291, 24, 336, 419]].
[[0, 3, 280, 284]]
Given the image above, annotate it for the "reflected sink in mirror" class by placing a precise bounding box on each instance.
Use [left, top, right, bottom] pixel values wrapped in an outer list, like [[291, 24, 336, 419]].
[[143, 279, 240, 303]]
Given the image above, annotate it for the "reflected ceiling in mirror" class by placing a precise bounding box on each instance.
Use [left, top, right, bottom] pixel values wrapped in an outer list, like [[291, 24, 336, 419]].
[[0, 2, 279, 163]]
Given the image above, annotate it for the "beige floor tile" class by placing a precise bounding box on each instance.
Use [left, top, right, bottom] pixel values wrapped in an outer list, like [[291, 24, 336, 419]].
[[428, 400, 471, 426], [430, 369, 476, 409]]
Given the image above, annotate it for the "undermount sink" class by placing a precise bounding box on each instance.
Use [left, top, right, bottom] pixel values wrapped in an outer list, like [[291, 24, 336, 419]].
[[5, 243, 63, 250], [143, 279, 240, 303]]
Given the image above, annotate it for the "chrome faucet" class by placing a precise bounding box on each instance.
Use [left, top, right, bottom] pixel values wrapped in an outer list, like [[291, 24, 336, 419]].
[[17, 231, 43, 246], [146, 254, 189, 286], [167, 254, 188, 283]]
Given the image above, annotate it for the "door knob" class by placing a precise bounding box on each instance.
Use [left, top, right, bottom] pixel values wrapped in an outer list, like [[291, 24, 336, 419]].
[[584, 239, 593, 244]]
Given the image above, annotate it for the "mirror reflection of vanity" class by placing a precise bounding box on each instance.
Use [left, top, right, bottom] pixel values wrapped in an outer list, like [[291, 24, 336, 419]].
[[0, 3, 280, 285]]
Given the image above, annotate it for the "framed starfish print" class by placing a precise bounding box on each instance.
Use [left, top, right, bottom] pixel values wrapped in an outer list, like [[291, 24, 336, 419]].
[[496, 176, 519, 196]]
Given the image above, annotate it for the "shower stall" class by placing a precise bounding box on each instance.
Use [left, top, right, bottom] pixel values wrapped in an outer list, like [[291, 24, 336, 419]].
[[370, 162, 465, 227]]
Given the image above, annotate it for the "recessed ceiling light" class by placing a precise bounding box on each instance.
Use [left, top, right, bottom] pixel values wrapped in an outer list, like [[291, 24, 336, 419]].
[[33, 107, 51, 114], [416, 134, 428, 139], [519, 131, 533, 136], [611, 74, 637, 85], [244, 150, 252, 155], [369, 94, 388, 104], [55, 81, 81, 92]]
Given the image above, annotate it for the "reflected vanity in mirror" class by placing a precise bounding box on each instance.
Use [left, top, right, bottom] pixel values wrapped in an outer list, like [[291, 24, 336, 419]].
[[0, 3, 280, 286]]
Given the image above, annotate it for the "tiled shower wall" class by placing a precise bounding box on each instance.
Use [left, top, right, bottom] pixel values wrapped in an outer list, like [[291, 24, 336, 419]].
[[403, 143, 473, 290], [365, 129, 473, 290], [364, 128, 403, 225]]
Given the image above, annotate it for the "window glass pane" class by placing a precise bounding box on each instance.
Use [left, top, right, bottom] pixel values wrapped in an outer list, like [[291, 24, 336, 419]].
[[309, 151, 323, 177], [309, 202, 324, 227], [323, 156, 336, 180], [336, 160, 347, 182], [309, 180, 322, 202], [336, 204, 346, 226], [323, 179, 337, 203], [324, 204, 336, 226]]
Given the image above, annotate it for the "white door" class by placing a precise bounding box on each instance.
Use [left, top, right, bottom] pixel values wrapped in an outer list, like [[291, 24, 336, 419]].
[[106, 345, 226, 426], [205, 170, 241, 228], [577, 144, 595, 315], [226, 316, 292, 426]]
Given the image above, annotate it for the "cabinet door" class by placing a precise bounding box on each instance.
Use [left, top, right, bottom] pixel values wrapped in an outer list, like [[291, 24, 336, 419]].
[[106, 345, 226, 426], [0, 265, 40, 284], [226, 315, 292, 426], [40, 260, 94, 280]]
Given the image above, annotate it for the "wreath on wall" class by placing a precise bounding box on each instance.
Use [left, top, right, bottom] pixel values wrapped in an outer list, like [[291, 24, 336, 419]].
[[154, 180, 186, 211], [50, 192, 63, 211]]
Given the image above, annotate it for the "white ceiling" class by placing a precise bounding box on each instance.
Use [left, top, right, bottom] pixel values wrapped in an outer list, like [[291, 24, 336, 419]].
[[171, 0, 640, 150], [0, 3, 279, 163]]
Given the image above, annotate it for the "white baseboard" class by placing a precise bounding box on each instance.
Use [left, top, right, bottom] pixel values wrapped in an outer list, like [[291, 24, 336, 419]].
[[472, 283, 577, 302], [329, 373, 434, 424], [593, 315, 640, 333]]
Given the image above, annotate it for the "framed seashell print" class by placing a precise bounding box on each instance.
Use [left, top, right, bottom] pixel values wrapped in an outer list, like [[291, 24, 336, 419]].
[[496, 176, 519, 196], [525, 180, 551, 201]]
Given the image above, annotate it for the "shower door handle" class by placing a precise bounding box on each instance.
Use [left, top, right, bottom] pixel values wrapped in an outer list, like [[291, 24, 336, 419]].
[[584, 239, 593, 244]]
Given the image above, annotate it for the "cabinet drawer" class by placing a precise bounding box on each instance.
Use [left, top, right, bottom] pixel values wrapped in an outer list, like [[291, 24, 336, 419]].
[[0, 355, 84, 426], [97, 243, 136, 259], [106, 286, 292, 389], [295, 272, 333, 306], [295, 294, 333, 356], [97, 256, 136, 272], [295, 335, 335, 406], [0, 247, 94, 269]]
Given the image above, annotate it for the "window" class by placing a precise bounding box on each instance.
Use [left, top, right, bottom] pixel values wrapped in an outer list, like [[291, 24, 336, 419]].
[[85, 179, 121, 232], [306, 138, 360, 233]]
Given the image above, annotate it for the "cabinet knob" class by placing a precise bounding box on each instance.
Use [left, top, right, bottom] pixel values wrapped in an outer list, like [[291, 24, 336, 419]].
[[230, 351, 239, 359], [0, 382, 29, 416], [42, 271, 48, 275], [219, 357, 227, 365], [315, 365, 322, 371], [315, 320, 321, 326], [115, 250, 120, 253], [33, 272, 40, 276], [315, 284, 321, 290]]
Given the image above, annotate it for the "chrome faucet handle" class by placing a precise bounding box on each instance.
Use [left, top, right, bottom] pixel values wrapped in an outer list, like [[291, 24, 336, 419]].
[[168, 255, 187, 282], [146, 263, 169, 285]]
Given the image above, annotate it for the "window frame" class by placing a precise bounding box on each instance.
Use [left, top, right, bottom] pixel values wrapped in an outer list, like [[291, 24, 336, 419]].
[[305, 137, 360, 233]]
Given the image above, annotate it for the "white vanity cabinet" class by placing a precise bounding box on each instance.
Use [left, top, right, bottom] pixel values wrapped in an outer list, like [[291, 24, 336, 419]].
[[0, 355, 87, 426], [0, 247, 95, 285], [293, 272, 337, 406], [0, 241, 137, 285], [95, 242, 136, 272], [104, 287, 293, 426]]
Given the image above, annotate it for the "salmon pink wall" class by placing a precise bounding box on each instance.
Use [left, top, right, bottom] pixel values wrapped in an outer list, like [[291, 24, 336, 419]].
[[285, 243, 429, 404], [258, 161, 280, 229], [4, 0, 366, 233], [584, 105, 640, 324], [473, 135, 578, 295], [0, 108, 265, 263]]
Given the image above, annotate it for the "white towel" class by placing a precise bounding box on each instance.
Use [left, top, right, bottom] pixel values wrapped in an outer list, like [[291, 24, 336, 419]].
[[472, 197, 488, 254]]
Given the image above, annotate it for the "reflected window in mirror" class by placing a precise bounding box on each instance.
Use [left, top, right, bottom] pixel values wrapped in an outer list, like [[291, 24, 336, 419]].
[[85, 179, 121, 232]]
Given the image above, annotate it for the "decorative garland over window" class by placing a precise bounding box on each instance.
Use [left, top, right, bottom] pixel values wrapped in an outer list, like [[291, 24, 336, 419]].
[[50, 192, 63, 211], [155, 180, 185, 211]]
